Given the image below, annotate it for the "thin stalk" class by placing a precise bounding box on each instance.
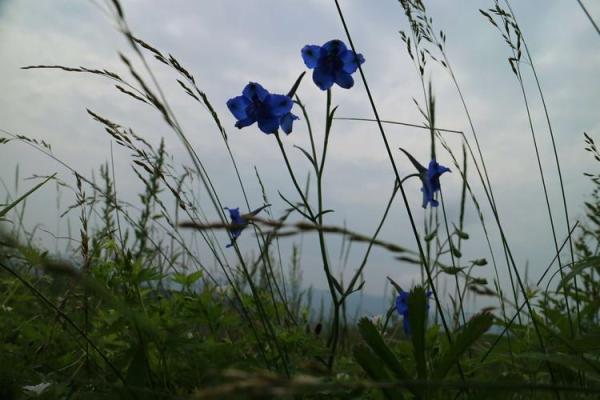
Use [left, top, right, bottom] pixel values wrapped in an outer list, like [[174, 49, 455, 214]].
[[333, 0, 454, 344], [505, 0, 582, 335]]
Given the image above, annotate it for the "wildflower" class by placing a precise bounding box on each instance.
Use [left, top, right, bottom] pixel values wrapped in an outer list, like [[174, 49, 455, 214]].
[[399, 148, 450, 208], [301, 39, 365, 90], [224, 204, 270, 248], [395, 288, 432, 336], [421, 159, 450, 208], [224, 207, 246, 248], [227, 82, 298, 135]]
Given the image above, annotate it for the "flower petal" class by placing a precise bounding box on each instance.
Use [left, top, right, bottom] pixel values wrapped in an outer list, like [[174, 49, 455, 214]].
[[257, 116, 280, 134], [322, 39, 347, 56], [280, 112, 299, 135], [226, 95, 250, 120], [301, 45, 322, 69], [266, 94, 293, 116], [341, 50, 365, 74], [243, 82, 269, 101], [334, 71, 354, 89], [395, 291, 409, 315], [234, 116, 256, 129], [312, 67, 335, 91]]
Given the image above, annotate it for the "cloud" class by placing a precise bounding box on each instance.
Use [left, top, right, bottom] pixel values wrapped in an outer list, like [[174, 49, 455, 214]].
[[0, 0, 598, 308]]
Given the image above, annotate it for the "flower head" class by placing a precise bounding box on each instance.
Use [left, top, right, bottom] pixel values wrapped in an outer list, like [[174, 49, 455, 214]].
[[420, 160, 450, 208], [395, 288, 433, 336], [224, 204, 270, 248], [224, 207, 247, 248], [227, 82, 298, 135], [301, 39, 365, 90]]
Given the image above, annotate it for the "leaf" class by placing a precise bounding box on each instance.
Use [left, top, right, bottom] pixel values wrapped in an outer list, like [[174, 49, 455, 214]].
[[558, 256, 600, 291], [432, 312, 493, 379], [357, 318, 421, 397], [286, 71, 306, 98], [353, 344, 405, 400], [408, 287, 428, 380], [278, 191, 313, 221], [398, 147, 426, 173], [315, 209, 334, 220], [331, 276, 344, 295], [294, 145, 318, 171], [516, 353, 600, 382]]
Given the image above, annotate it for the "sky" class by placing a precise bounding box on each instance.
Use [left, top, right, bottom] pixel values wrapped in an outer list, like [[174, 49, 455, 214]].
[[0, 0, 599, 312]]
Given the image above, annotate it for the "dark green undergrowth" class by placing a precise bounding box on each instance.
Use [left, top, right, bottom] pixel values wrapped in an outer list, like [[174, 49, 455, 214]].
[[1, 0, 600, 398]]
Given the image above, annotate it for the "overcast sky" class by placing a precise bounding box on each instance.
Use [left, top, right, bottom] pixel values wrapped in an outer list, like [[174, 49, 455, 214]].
[[0, 0, 599, 309]]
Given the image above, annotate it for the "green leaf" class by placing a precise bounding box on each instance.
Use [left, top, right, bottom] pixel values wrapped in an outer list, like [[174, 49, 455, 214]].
[[357, 318, 421, 398], [432, 312, 493, 379], [286, 71, 306, 98], [294, 145, 318, 171], [558, 256, 600, 291], [353, 344, 405, 400], [516, 352, 600, 382], [408, 287, 428, 380]]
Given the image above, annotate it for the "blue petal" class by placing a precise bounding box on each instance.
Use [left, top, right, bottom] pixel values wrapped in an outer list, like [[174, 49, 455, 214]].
[[227, 207, 241, 220], [280, 112, 299, 135], [341, 50, 365, 74], [257, 116, 280, 134], [427, 160, 450, 181], [322, 39, 347, 56], [226, 95, 250, 120], [243, 82, 269, 102], [312, 67, 335, 91], [266, 94, 293, 116], [421, 185, 434, 208], [301, 45, 322, 69], [235, 116, 256, 129], [334, 71, 354, 89]]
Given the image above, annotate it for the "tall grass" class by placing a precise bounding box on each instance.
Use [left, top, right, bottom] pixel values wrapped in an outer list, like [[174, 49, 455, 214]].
[[0, 0, 599, 398]]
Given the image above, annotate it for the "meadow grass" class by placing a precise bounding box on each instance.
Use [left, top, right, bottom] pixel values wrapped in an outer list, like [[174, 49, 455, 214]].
[[1, 0, 599, 398]]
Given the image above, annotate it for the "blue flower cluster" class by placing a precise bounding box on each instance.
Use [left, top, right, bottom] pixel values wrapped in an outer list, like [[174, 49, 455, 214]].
[[395, 289, 433, 336], [227, 39, 364, 136], [224, 37, 451, 252]]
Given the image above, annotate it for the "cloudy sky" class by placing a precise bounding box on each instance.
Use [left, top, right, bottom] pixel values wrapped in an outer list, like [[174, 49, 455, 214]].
[[0, 0, 599, 310]]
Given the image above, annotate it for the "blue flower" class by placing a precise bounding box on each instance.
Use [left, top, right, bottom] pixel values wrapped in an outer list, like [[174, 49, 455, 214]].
[[223, 204, 270, 248], [421, 160, 450, 208], [227, 82, 299, 135], [395, 289, 433, 336], [301, 39, 365, 90], [224, 207, 247, 248], [399, 149, 451, 209]]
